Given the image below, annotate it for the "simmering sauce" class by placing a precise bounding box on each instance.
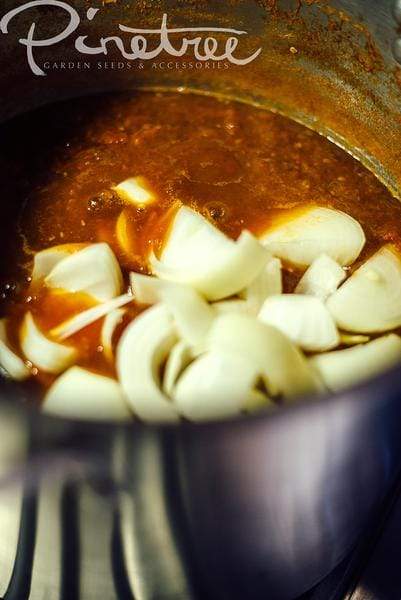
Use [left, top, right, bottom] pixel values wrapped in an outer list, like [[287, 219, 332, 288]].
[[1, 91, 400, 397]]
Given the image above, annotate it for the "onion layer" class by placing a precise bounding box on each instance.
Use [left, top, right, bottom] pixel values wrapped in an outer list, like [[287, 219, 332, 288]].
[[295, 254, 346, 299], [260, 206, 365, 267], [327, 245, 401, 333], [0, 319, 30, 381], [310, 334, 401, 391], [43, 366, 131, 421]]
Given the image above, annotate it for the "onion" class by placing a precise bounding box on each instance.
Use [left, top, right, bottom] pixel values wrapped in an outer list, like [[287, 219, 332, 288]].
[[32, 243, 88, 282], [212, 299, 254, 315], [310, 334, 401, 391], [327, 245, 401, 332], [295, 254, 346, 299], [173, 351, 262, 421], [163, 340, 193, 397], [260, 206, 366, 267], [113, 176, 156, 206], [207, 313, 323, 399], [101, 308, 126, 361], [150, 206, 269, 300], [240, 256, 282, 310], [116, 304, 179, 423], [43, 366, 132, 422], [259, 294, 339, 352], [45, 243, 123, 301], [130, 273, 215, 347], [20, 312, 77, 374], [116, 209, 136, 255], [340, 333, 370, 346], [51, 293, 133, 340], [0, 319, 30, 380]]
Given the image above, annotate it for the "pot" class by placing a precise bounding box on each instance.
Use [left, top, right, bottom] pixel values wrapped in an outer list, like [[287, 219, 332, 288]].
[[0, 1, 400, 598]]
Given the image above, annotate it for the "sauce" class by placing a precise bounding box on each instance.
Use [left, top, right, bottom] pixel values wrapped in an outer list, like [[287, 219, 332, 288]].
[[1, 91, 400, 395]]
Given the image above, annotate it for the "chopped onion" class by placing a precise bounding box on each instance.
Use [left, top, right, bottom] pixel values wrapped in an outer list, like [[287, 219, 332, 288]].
[[130, 273, 215, 347], [113, 176, 156, 206], [20, 312, 77, 374], [259, 294, 339, 352], [173, 351, 261, 421], [51, 293, 133, 340], [240, 256, 282, 310], [32, 243, 88, 282], [260, 206, 366, 267], [327, 245, 401, 332], [310, 334, 401, 391], [150, 206, 269, 300], [45, 243, 123, 301], [116, 304, 179, 423], [116, 209, 136, 255], [340, 333, 370, 346], [207, 313, 323, 399], [101, 308, 126, 361], [295, 254, 346, 299], [163, 340, 193, 397], [213, 299, 254, 315], [0, 319, 30, 380], [43, 366, 131, 422]]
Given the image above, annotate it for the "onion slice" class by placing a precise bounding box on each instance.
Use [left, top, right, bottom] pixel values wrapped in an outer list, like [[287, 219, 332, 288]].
[[240, 256, 282, 310], [130, 273, 215, 347], [0, 319, 30, 380], [113, 176, 156, 206], [45, 243, 123, 301], [51, 293, 133, 340], [150, 206, 269, 300], [116, 304, 179, 423], [327, 245, 401, 333], [101, 308, 126, 361], [32, 243, 88, 282], [207, 313, 323, 399], [295, 254, 346, 299], [259, 294, 339, 352], [20, 312, 77, 374], [43, 366, 131, 422], [310, 334, 401, 391], [163, 340, 193, 397], [173, 351, 262, 421], [260, 206, 366, 267]]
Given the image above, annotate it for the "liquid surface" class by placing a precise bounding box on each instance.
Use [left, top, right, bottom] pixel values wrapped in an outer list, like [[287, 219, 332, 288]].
[[0, 91, 400, 395]]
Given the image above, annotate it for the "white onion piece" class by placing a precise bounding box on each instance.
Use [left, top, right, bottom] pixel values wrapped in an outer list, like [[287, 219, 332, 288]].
[[163, 340, 193, 397], [43, 366, 131, 422], [213, 299, 254, 315], [130, 273, 215, 347], [240, 256, 282, 310], [207, 313, 323, 399], [310, 334, 401, 391], [32, 243, 88, 282], [113, 176, 156, 206], [45, 243, 123, 301], [260, 206, 365, 267], [340, 333, 370, 346], [259, 295, 339, 352], [327, 245, 401, 333], [174, 351, 261, 421], [150, 206, 269, 300], [20, 313, 77, 374], [295, 254, 346, 299], [101, 308, 126, 361], [0, 319, 30, 380], [116, 304, 179, 423], [51, 293, 133, 340]]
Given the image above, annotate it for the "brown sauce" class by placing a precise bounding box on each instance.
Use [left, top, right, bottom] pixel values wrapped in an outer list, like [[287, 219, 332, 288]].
[[0, 91, 400, 394]]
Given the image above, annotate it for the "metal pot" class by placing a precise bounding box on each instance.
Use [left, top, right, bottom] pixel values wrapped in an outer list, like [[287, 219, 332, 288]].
[[0, 1, 400, 598]]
